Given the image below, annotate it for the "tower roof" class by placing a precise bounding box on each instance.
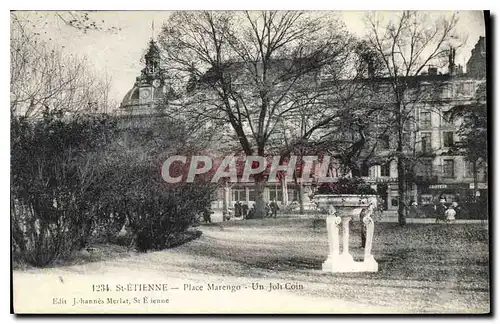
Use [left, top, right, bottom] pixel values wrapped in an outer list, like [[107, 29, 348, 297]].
[[144, 39, 161, 63], [119, 38, 168, 111]]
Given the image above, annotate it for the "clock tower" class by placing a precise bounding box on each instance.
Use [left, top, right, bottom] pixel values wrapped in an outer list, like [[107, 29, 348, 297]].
[[137, 39, 166, 105], [120, 38, 170, 113]]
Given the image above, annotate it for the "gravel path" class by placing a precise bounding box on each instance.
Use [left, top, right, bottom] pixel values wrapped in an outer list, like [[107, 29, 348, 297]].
[[13, 220, 490, 314]]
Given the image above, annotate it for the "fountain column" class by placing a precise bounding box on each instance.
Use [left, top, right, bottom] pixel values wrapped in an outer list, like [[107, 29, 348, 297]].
[[322, 207, 340, 271], [341, 216, 354, 262]]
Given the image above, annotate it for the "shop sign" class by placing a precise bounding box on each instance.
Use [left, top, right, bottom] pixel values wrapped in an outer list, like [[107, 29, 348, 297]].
[[364, 177, 398, 183], [470, 183, 488, 189], [429, 184, 448, 189], [429, 183, 471, 190]]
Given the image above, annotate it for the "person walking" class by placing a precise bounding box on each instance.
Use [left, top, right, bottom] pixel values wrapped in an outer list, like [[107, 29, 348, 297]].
[[409, 200, 418, 218], [445, 205, 456, 224], [269, 200, 280, 218], [203, 208, 212, 224], [451, 201, 462, 219], [265, 203, 271, 218], [234, 201, 241, 218], [242, 203, 249, 219], [435, 197, 447, 223], [247, 205, 255, 219]]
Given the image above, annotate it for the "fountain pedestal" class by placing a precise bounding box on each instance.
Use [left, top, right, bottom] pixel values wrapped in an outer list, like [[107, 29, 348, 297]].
[[315, 195, 379, 273]]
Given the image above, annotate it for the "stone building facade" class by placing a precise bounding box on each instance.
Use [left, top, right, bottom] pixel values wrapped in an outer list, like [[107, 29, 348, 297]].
[[357, 37, 487, 210]]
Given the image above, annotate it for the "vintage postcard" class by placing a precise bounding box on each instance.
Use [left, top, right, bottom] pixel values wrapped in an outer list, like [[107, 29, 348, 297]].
[[10, 10, 490, 314]]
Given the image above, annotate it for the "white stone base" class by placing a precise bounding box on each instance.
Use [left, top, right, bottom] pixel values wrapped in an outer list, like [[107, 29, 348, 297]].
[[322, 254, 378, 273]]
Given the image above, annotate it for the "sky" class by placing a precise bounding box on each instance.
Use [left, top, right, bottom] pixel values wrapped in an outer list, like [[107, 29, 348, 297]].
[[12, 11, 486, 108]]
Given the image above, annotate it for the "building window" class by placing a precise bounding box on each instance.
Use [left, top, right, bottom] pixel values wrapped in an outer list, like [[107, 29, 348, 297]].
[[443, 131, 454, 147], [456, 82, 475, 97], [463, 115, 473, 125], [391, 198, 399, 207], [248, 189, 256, 201], [232, 189, 245, 202], [442, 83, 453, 98], [380, 163, 390, 177], [465, 161, 475, 178], [421, 132, 432, 153], [442, 111, 454, 127], [420, 111, 432, 128], [379, 135, 390, 149], [269, 188, 276, 201], [269, 187, 283, 202], [443, 159, 455, 178], [419, 159, 433, 177], [403, 120, 412, 132], [360, 164, 370, 177], [402, 132, 412, 150]]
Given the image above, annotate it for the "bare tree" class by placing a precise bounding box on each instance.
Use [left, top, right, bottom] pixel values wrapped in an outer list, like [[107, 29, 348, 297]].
[[10, 12, 113, 117], [364, 11, 462, 225], [159, 11, 357, 217]]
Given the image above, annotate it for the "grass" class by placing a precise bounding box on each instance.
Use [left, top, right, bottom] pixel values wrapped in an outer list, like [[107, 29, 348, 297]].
[[13, 218, 490, 313], [181, 218, 490, 313]]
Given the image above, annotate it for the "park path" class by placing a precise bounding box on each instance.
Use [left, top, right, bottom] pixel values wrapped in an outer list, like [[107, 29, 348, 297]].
[[13, 221, 489, 314], [13, 244, 397, 314]]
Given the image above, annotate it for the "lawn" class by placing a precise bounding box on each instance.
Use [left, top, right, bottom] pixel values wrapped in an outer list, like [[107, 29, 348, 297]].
[[13, 217, 490, 314], [181, 218, 490, 313]]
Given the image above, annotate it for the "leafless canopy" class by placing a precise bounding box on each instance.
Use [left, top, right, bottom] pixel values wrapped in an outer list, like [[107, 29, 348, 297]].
[[158, 11, 374, 159], [10, 12, 113, 118]]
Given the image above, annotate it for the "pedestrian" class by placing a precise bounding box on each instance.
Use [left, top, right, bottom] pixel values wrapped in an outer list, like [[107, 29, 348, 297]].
[[269, 200, 280, 218], [445, 205, 456, 223], [234, 201, 241, 218], [451, 201, 462, 219], [242, 203, 249, 219], [265, 203, 271, 217], [409, 200, 418, 218], [435, 197, 447, 223], [247, 206, 255, 219], [203, 208, 212, 224]]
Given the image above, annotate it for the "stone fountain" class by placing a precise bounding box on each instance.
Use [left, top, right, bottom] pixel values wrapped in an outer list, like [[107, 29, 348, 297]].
[[313, 194, 378, 273]]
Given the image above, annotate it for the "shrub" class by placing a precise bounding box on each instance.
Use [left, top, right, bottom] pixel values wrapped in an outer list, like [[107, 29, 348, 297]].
[[316, 177, 376, 195], [99, 117, 217, 253], [11, 110, 117, 266], [11, 110, 216, 266], [105, 159, 215, 252]]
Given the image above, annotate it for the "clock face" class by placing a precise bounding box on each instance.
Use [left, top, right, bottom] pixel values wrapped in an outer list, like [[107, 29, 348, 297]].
[[152, 79, 161, 88], [140, 89, 151, 99]]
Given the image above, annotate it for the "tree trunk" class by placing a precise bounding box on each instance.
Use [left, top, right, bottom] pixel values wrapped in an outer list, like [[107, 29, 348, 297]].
[[397, 156, 406, 226], [281, 178, 288, 206], [396, 100, 406, 226], [248, 145, 268, 219], [299, 181, 305, 214], [222, 182, 230, 220], [253, 180, 266, 219], [472, 160, 478, 203]]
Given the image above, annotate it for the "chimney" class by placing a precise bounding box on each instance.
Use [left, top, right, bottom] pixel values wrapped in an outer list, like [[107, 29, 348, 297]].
[[448, 47, 456, 75]]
